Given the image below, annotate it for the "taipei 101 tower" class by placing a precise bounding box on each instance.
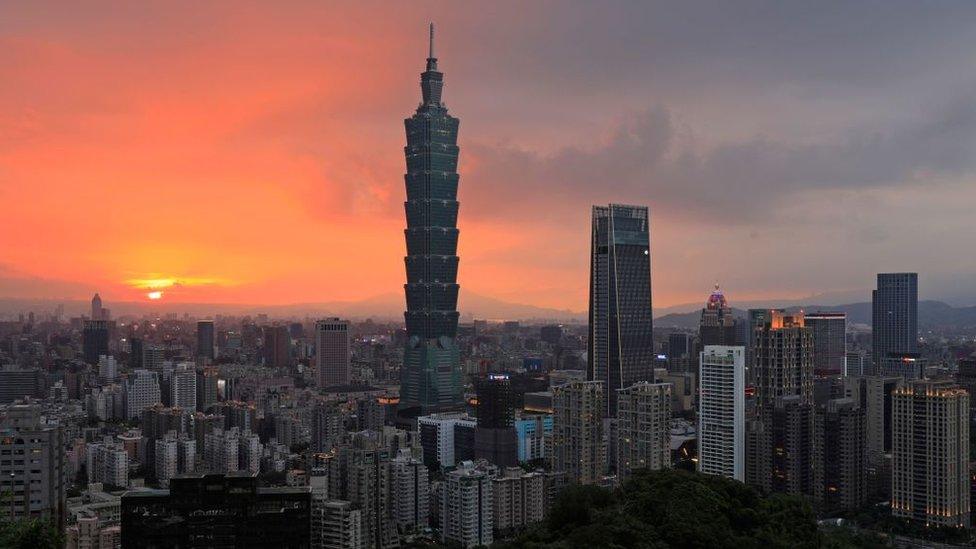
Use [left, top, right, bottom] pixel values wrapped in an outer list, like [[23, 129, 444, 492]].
[[399, 24, 463, 412]]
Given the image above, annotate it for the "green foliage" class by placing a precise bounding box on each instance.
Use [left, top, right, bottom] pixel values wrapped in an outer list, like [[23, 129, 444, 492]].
[[498, 469, 828, 549], [0, 508, 62, 549]]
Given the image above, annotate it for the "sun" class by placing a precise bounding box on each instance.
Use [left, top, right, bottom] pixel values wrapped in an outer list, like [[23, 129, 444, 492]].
[[147, 291, 163, 300]]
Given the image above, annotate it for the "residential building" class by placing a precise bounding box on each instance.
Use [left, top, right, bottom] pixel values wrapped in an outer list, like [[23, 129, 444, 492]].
[[698, 345, 746, 481]]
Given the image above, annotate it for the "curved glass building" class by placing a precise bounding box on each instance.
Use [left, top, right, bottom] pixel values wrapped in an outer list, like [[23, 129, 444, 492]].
[[400, 25, 463, 412]]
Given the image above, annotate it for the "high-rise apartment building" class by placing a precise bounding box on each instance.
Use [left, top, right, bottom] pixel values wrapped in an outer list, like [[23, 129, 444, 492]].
[[588, 204, 654, 416], [698, 346, 746, 481], [0, 403, 67, 529], [400, 25, 464, 413], [615, 382, 672, 480], [205, 428, 241, 474], [391, 449, 429, 532], [550, 381, 605, 485], [338, 441, 399, 549], [87, 438, 129, 488], [891, 380, 970, 528], [813, 397, 867, 510], [123, 370, 161, 420], [805, 312, 847, 377], [195, 367, 218, 413], [752, 311, 814, 409], [169, 364, 196, 410], [418, 411, 476, 469], [492, 467, 546, 536], [872, 273, 918, 370], [316, 318, 350, 387], [196, 320, 215, 361], [310, 484, 363, 549], [442, 461, 493, 548]]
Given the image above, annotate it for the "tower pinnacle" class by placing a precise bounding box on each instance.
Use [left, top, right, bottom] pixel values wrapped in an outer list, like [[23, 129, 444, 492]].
[[429, 22, 435, 59]]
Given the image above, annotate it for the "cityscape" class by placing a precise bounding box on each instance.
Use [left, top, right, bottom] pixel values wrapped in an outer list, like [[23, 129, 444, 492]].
[[3, 3, 976, 549]]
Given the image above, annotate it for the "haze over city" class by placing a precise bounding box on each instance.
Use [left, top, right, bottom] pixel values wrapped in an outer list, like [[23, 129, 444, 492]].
[[4, 1, 976, 312]]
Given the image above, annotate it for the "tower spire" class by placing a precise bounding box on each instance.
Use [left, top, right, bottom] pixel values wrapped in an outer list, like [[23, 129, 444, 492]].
[[429, 22, 435, 59]]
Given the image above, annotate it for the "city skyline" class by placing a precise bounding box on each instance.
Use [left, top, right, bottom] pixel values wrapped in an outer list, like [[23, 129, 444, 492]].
[[3, 2, 976, 311]]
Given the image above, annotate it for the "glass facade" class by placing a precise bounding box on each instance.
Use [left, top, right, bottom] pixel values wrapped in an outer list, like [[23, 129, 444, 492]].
[[400, 28, 463, 411], [587, 204, 655, 416]]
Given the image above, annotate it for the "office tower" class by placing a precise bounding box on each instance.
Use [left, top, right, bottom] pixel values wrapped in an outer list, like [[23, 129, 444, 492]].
[[539, 325, 563, 346], [121, 475, 311, 548], [87, 439, 129, 488], [0, 365, 46, 403], [195, 366, 218, 412], [417, 411, 476, 469], [814, 398, 867, 510], [262, 325, 291, 368], [91, 292, 103, 320], [667, 332, 694, 373], [205, 428, 241, 474], [891, 380, 970, 528], [141, 343, 165, 371], [0, 404, 67, 529], [400, 25, 463, 413], [551, 381, 605, 485], [699, 284, 737, 346], [83, 319, 112, 365], [129, 337, 143, 369], [588, 204, 654, 416], [196, 320, 215, 361], [316, 318, 350, 387], [169, 364, 196, 410], [123, 370, 161, 419], [753, 311, 814, 409], [441, 461, 494, 548], [615, 382, 672, 480], [698, 346, 746, 481], [391, 449, 430, 532], [805, 312, 847, 377], [845, 350, 866, 377], [97, 355, 118, 381], [514, 414, 552, 463], [492, 468, 546, 536], [311, 483, 363, 549], [474, 374, 518, 467], [872, 272, 918, 371]]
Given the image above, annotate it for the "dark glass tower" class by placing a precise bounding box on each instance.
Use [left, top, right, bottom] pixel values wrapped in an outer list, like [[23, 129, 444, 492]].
[[871, 272, 918, 368], [400, 25, 463, 412], [587, 204, 654, 417]]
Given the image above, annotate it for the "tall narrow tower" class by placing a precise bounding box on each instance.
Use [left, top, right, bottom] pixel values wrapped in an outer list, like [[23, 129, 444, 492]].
[[400, 24, 463, 412], [587, 204, 654, 416]]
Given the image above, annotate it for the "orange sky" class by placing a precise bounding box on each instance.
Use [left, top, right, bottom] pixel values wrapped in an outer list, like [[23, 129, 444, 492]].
[[4, 2, 975, 312]]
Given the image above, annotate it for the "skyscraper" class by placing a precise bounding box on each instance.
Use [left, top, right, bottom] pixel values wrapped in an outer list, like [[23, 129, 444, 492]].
[[262, 325, 290, 368], [813, 397, 867, 511], [83, 319, 112, 365], [196, 320, 215, 361], [752, 311, 814, 409], [91, 293, 103, 320], [805, 312, 846, 377], [316, 318, 350, 387], [400, 24, 463, 412], [891, 380, 970, 528], [872, 272, 918, 370], [699, 284, 737, 347], [588, 204, 654, 416], [698, 345, 746, 481]]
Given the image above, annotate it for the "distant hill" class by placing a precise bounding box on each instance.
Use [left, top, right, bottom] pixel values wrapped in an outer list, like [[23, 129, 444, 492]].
[[654, 300, 976, 330]]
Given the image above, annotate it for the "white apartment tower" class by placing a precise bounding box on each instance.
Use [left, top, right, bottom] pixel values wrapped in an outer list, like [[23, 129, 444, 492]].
[[698, 345, 746, 481]]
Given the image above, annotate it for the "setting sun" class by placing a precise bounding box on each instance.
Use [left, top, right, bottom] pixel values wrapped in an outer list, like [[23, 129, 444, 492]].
[[147, 291, 163, 300]]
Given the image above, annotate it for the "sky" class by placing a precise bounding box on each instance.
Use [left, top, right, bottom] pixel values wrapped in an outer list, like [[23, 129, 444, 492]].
[[2, 1, 976, 312]]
